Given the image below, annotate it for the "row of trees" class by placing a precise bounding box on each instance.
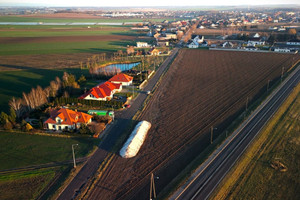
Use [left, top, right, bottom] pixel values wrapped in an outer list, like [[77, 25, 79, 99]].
[[53, 97, 124, 109], [7, 72, 86, 122]]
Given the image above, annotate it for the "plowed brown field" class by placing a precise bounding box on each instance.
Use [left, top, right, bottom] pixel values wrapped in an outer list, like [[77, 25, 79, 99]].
[[87, 49, 300, 200]]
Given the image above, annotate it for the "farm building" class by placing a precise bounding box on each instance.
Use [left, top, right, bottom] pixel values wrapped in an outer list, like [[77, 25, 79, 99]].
[[109, 73, 133, 86], [44, 108, 92, 131], [80, 81, 122, 101]]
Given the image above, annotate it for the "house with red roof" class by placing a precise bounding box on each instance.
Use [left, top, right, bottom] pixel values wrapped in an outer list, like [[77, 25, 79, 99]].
[[79, 81, 122, 101], [108, 73, 133, 86], [44, 108, 92, 131]]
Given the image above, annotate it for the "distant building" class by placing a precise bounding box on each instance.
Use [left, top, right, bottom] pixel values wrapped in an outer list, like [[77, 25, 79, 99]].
[[245, 46, 258, 51], [191, 35, 204, 44], [188, 41, 199, 48], [274, 48, 291, 53], [247, 38, 265, 46], [157, 39, 169, 47], [222, 41, 234, 48], [286, 39, 300, 46], [136, 42, 149, 48], [44, 108, 92, 131], [148, 47, 160, 55]]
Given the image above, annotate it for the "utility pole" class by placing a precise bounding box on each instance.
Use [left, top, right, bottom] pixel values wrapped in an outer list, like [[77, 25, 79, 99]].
[[72, 144, 79, 168], [132, 84, 135, 98], [281, 66, 285, 82], [246, 96, 249, 111], [210, 126, 217, 144], [267, 80, 270, 92], [150, 173, 159, 200]]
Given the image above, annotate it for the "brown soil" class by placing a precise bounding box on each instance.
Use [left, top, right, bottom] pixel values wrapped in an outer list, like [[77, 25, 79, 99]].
[[0, 53, 98, 70], [86, 49, 300, 200], [0, 27, 126, 32], [0, 35, 135, 44]]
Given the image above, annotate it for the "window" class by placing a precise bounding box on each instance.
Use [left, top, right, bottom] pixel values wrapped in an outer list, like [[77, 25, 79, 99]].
[[53, 125, 56, 129], [58, 126, 61, 130]]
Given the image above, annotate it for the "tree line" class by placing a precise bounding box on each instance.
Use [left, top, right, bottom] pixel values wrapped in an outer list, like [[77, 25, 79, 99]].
[[1, 72, 86, 130]]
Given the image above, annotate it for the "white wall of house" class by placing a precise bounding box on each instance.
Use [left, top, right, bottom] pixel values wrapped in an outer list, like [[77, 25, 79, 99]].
[[188, 42, 199, 48], [111, 80, 132, 86], [84, 94, 107, 101], [137, 42, 149, 48], [47, 123, 74, 131]]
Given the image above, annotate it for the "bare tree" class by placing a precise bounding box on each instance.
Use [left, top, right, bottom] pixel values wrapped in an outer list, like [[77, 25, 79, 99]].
[[9, 97, 23, 118]]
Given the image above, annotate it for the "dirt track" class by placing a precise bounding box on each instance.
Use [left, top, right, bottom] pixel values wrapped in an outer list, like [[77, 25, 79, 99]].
[[85, 49, 299, 200], [0, 35, 135, 44]]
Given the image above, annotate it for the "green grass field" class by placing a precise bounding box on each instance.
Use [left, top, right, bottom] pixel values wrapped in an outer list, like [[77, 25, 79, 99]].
[[0, 131, 99, 170], [0, 167, 58, 200], [0, 40, 134, 56], [212, 84, 300, 200]]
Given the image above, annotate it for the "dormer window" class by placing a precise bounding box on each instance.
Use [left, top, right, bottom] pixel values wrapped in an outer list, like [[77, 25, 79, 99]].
[[56, 117, 62, 124]]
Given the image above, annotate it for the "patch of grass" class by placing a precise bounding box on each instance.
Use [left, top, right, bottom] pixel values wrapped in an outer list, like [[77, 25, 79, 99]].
[[0, 68, 89, 112], [0, 40, 130, 56], [211, 83, 300, 200], [0, 131, 99, 170], [0, 168, 57, 200]]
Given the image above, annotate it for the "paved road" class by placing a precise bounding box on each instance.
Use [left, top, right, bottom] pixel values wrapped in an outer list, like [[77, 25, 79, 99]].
[[57, 48, 179, 200], [172, 65, 300, 200]]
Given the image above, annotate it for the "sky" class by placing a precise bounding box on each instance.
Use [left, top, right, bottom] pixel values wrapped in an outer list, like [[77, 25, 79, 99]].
[[0, 0, 300, 7]]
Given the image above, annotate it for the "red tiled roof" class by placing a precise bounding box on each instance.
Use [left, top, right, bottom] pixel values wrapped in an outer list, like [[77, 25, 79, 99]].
[[79, 81, 121, 100], [109, 73, 133, 83], [44, 108, 92, 125]]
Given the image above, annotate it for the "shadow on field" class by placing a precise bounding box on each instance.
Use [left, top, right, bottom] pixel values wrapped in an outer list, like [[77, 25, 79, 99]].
[[0, 64, 34, 70], [108, 40, 136, 47]]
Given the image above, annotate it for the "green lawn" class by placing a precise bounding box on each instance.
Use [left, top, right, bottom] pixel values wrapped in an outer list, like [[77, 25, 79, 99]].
[[0, 40, 134, 56], [0, 131, 99, 170], [0, 68, 89, 112], [0, 168, 58, 200]]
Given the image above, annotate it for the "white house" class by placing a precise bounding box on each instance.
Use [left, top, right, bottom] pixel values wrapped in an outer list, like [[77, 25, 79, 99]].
[[136, 42, 149, 48], [188, 41, 199, 48], [108, 73, 133, 86], [44, 108, 92, 131]]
